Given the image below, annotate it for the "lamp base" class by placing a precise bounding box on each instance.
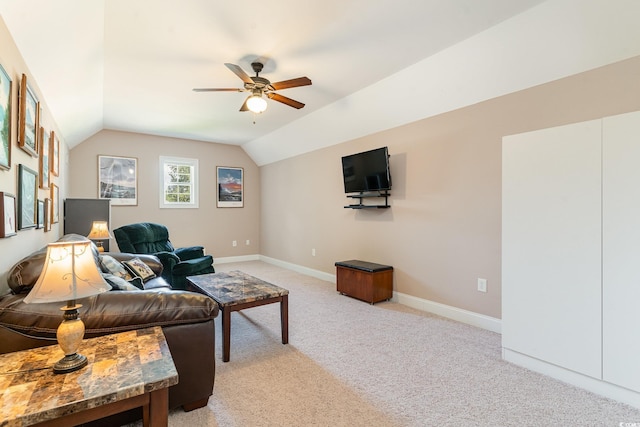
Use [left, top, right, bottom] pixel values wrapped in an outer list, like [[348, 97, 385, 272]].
[[53, 353, 88, 374]]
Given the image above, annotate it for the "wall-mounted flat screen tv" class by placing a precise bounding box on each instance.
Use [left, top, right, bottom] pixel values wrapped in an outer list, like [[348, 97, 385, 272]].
[[341, 146, 392, 194]]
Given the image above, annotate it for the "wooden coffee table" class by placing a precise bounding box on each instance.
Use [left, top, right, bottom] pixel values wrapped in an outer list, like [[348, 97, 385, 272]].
[[186, 270, 289, 362]]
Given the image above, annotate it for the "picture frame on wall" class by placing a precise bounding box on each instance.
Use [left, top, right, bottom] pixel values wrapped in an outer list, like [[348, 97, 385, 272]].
[[217, 166, 243, 208], [51, 131, 59, 176], [43, 198, 51, 232], [39, 127, 50, 189], [18, 164, 37, 230], [0, 192, 17, 238], [36, 199, 44, 229], [0, 64, 12, 171], [98, 155, 137, 205], [50, 183, 59, 224], [18, 74, 39, 157]]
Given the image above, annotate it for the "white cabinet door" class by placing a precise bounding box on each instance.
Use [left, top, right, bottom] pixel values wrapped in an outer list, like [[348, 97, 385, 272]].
[[603, 111, 640, 392], [502, 120, 602, 378]]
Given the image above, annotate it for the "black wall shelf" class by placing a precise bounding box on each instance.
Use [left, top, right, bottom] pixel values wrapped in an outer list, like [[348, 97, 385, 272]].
[[344, 191, 390, 209]]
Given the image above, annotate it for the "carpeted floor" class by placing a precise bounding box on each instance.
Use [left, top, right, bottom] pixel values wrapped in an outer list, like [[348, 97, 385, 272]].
[[146, 261, 640, 426]]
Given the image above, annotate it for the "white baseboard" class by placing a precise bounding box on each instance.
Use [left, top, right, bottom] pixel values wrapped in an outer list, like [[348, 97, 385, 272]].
[[503, 348, 640, 410], [259, 256, 336, 283], [215, 255, 260, 264], [394, 291, 502, 334], [256, 256, 501, 334]]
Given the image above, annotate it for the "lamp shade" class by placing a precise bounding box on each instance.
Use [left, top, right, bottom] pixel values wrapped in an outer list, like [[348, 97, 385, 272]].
[[246, 94, 267, 113], [24, 240, 111, 304], [87, 221, 112, 240]]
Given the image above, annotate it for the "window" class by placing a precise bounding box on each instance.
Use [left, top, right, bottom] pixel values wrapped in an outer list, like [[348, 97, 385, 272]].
[[159, 156, 198, 208]]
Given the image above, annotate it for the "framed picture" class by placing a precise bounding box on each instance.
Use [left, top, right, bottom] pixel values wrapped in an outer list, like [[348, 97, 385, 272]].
[[0, 64, 11, 170], [39, 127, 50, 189], [18, 164, 37, 229], [0, 192, 17, 238], [98, 155, 137, 205], [43, 198, 51, 232], [36, 199, 44, 229], [50, 131, 59, 176], [18, 74, 39, 157], [50, 183, 59, 224], [217, 166, 243, 208]]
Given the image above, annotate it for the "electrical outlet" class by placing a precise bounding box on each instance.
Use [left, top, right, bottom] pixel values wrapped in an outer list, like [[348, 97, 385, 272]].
[[246, 240, 250, 245], [311, 248, 316, 256], [232, 240, 237, 247], [477, 278, 487, 293]]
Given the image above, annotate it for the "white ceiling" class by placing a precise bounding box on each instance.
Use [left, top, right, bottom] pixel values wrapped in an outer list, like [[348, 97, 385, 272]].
[[0, 0, 546, 160]]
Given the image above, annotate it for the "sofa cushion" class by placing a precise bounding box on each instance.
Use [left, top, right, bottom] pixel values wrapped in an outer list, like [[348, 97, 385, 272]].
[[102, 273, 141, 291]]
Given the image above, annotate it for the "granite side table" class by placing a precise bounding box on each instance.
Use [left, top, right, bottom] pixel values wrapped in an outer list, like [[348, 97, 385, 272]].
[[0, 326, 178, 427]]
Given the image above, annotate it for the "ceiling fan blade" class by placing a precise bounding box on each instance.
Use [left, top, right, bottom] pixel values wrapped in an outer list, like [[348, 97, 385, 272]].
[[225, 63, 254, 85], [192, 88, 243, 92], [239, 96, 250, 112], [270, 77, 312, 91], [267, 92, 305, 109]]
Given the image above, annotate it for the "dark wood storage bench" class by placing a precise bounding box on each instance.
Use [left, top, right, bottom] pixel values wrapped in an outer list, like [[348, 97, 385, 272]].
[[335, 260, 393, 304]]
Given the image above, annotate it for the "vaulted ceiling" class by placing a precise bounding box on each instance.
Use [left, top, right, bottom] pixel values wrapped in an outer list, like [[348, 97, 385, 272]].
[[0, 0, 547, 163]]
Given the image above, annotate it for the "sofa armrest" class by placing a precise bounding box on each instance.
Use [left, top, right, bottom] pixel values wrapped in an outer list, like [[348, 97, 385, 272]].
[[175, 246, 206, 261], [0, 290, 218, 344]]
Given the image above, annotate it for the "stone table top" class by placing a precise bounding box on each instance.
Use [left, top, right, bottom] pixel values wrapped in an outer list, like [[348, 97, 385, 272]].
[[186, 270, 289, 307], [0, 326, 178, 427]]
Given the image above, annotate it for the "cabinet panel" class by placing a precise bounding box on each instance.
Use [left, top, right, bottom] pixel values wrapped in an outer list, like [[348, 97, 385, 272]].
[[502, 120, 602, 378], [602, 111, 640, 391]]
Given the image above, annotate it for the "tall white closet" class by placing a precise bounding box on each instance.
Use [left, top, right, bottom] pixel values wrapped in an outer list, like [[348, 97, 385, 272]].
[[502, 111, 640, 408]]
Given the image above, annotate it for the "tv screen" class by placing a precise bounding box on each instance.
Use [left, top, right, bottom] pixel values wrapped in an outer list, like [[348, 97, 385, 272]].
[[341, 147, 391, 194]]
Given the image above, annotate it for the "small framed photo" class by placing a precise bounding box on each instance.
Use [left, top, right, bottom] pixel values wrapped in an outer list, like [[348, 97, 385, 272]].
[[50, 183, 59, 224], [98, 155, 137, 206], [0, 192, 17, 238], [50, 131, 59, 176], [36, 199, 44, 229], [43, 198, 51, 232], [18, 164, 38, 230], [18, 74, 39, 157], [217, 166, 243, 208], [39, 127, 50, 189], [0, 63, 12, 170]]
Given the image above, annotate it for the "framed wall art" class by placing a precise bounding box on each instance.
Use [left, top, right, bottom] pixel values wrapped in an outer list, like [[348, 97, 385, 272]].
[[0, 64, 11, 170], [0, 192, 17, 238], [39, 126, 50, 189], [43, 198, 51, 232], [50, 183, 59, 224], [98, 155, 137, 205], [50, 131, 59, 176], [18, 74, 39, 157], [18, 164, 37, 230], [36, 199, 44, 229], [216, 166, 243, 208], [44, 197, 51, 233]]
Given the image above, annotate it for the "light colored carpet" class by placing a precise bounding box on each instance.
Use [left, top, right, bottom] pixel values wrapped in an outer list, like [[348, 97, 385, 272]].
[[145, 261, 640, 426]]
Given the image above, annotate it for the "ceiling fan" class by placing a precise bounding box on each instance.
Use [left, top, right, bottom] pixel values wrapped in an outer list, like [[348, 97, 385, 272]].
[[193, 62, 312, 113]]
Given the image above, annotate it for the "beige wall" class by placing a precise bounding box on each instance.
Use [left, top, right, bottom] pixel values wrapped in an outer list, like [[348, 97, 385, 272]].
[[0, 17, 68, 294], [69, 130, 260, 259], [260, 56, 640, 319]]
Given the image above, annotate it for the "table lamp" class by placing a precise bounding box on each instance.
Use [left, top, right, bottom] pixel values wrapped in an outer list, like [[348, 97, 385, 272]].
[[86, 220, 112, 252], [24, 240, 111, 373]]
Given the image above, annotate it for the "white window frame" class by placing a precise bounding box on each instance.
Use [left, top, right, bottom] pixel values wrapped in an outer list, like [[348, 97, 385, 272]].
[[159, 156, 199, 209]]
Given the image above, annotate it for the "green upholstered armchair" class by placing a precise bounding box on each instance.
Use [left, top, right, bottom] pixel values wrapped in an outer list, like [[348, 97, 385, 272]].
[[113, 222, 214, 289]]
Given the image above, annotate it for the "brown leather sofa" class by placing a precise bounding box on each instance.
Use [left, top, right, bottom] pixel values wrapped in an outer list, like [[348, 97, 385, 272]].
[[0, 235, 219, 425]]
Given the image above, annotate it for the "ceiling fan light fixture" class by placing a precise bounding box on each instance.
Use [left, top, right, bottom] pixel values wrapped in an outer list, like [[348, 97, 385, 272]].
[[246, 92, 267, 114]]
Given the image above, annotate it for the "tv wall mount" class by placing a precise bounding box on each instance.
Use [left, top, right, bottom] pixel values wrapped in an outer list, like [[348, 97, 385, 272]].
[[344, 191, 390, 209]]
